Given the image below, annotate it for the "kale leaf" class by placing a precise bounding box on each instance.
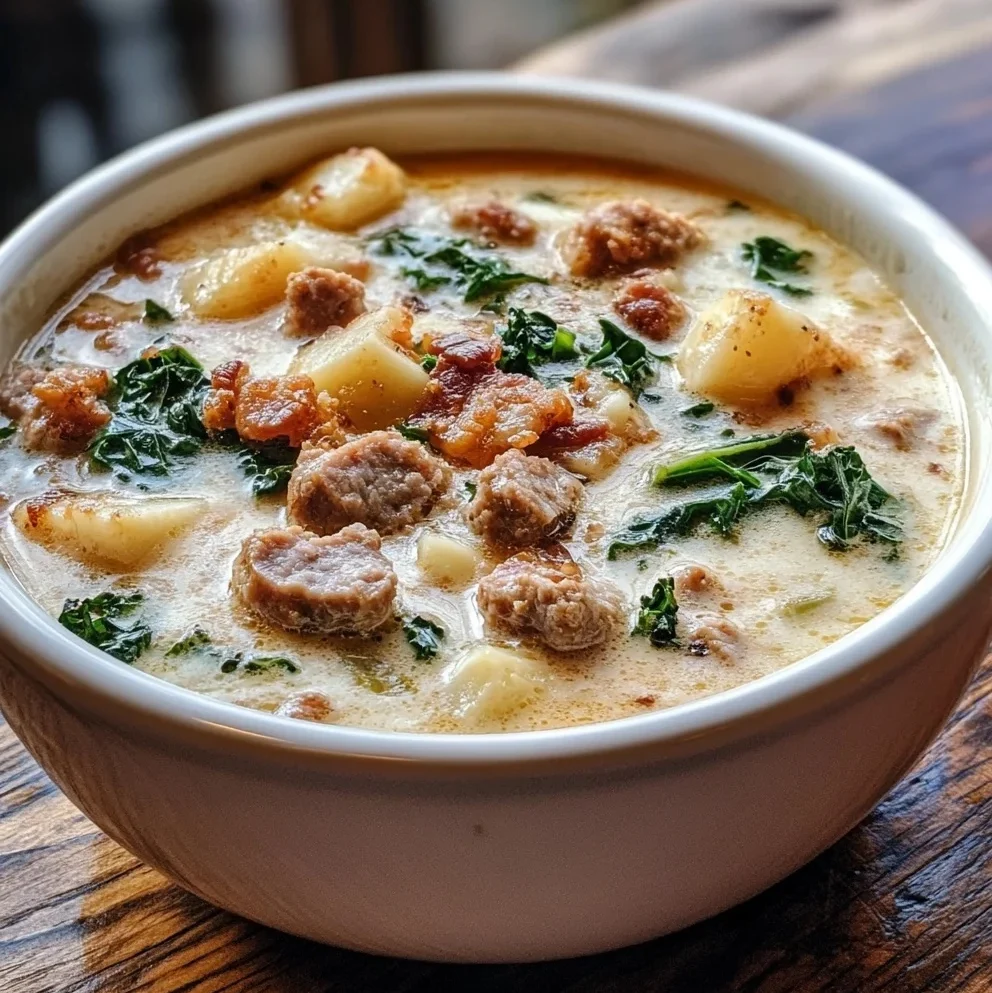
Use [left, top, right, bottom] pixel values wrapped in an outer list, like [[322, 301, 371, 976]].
[[610, 431, 902, 558], [89, 346, 209, 479], [652, 431, 808, 487], [633, 577, 680, 646], [58, 591, 152, 663], [420, 354, 438, 372], [403, 615, 445, 660], [370, 227, 547, 304], [681, 401, 715, 418], [395, 421, 431, 444], [165, 625, 212, 657], [584, 319, 658, 397], [0, 420, 15, 441], [238, 444, 298, 497], [741, 236, 814, 297], [497, 308, 578, 378], [143, 299, 174, 324], [220, 654, 300, 675]]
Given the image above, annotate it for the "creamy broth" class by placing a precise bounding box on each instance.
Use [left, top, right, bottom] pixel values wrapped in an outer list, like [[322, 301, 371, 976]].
[[0, 151, 964, 733]]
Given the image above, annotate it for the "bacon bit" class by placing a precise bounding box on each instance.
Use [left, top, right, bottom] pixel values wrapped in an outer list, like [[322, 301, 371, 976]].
[[614, 278, 686, 340], [451, 200, 537, 246], [928, 462, 946, 476], [202, 359, 333, 448], [116, 232, 162, 281], [533, 417, 610, 451], [413, 337, 573, 468], [635, 694, 656, 707], [426, 331, 502, 370]]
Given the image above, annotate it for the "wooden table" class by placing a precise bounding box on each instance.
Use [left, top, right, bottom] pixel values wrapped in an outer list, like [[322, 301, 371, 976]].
[[5, 11, 992, 993]]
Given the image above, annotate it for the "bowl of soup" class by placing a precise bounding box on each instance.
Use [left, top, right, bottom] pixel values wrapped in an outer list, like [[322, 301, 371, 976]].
[[0, 73, 990, 962]]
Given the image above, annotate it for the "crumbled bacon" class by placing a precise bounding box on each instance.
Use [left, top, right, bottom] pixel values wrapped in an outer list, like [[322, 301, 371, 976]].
[[426, 331, 502, 370], [451, 200, 537, 246], [202, 359, 338, 448], [285, 266, 366, 337], [614, 277, 686, 340], [562, 199, 702, 277], [412, 332, 573, 468]]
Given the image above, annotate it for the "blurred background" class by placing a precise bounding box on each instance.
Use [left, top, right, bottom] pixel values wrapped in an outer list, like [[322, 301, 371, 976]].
[[0, 0, 641, 233], [1, 0, 989, 245]]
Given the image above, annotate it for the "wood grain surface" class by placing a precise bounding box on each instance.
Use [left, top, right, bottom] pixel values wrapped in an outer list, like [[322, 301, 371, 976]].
[[5, 11, 992, 992]]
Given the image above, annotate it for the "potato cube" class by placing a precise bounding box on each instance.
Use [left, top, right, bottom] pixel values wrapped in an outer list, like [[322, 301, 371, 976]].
[[181, 229, 367, 320], [678, 290, 839, 404], [444, 645, 546, 720], [282, 147, 406, 231], [288, 307, 428, 431], [15, 493, 207, 568], [416, 532, 481, 587]]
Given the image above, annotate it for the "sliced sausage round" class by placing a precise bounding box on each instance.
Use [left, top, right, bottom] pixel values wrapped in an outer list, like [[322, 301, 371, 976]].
[[287, 430, 451, 536], [232, 523, 397, 635], [476, 547, 626, 652], [467, 449, 583, 547]]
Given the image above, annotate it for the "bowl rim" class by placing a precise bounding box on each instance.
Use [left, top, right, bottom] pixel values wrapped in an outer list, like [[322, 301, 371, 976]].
[[1, 70, 990, 773]]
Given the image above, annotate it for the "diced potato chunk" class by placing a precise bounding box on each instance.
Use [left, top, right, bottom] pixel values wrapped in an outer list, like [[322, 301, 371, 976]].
[[288, 306, 428, 431], [678, 290, 840, 404], [282, 147, 406, 231], [417, 533, 481, 587], [444, 645, 546, 720], [14, 493, 207, 567], [181, 229, 367, 320]]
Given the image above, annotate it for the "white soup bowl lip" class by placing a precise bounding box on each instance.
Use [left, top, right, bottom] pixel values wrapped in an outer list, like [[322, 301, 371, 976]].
[[0, 70, 989, 774]]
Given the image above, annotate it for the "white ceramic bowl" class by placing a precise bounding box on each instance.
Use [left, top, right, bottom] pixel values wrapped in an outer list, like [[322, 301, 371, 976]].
[[1, 72, 991, 964]]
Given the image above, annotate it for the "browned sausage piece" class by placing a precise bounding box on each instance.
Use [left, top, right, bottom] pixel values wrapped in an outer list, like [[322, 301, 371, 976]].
[[467, 449, 583, 547], [232, 523, 396, 635], [562, 199, 702, 278], [285, 266, 366, 337], [614, 277, 686, 340], [288, 430, 451, 536], [0, 364, 112, 453], [450, 200, 537, 246], [476, 547, 626, 652]]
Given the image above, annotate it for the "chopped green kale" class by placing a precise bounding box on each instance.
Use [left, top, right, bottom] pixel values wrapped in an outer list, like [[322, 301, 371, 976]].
[[58, 591, 151, 664], [395, 421, 430, 444], [741, 236, 814, 297], [142, 299, 174, 324], [165, 625, 212, 657], [420, 354, 438, 372], [610, 431, 902, 558], [403, 616, 445, 661], [497, 308, 578, 378], [524, 191, 559, 204], [88, 346, 209, 479], [220, 653, 300, 675], [633, 577, 680, 646], [0, 420, 15, 441], [238, 444, 298, 497], [681, 401, 715, 418], [584, 319, 658, 397], [369, 227, 548, 304]]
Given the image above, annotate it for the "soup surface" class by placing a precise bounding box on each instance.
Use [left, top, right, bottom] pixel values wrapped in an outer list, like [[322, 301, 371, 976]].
[[0, 150, 965, 733]]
